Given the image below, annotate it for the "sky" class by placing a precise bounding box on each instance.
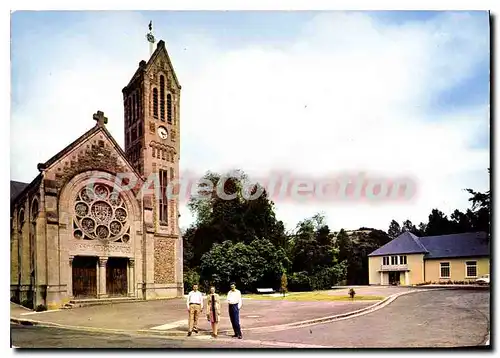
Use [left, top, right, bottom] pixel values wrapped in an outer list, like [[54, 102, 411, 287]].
[[10, 10, 490, 233]]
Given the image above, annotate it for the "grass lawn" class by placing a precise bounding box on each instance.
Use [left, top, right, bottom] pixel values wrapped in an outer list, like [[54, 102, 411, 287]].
[[241, 292, 385, 302]]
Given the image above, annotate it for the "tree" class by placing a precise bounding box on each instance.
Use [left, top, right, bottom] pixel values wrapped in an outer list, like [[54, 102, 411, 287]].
[[336, 229, 352, 263], [280, 272, 288, 297], [241, 184, 287, 248], [287, 214, 346, 290], [450, 209, 473, 233], [183, 226, 195, 269], [466, 168, 490, 214], [417, 222, 427, 236], [465, 170, 490, 235], [288, 271, 311, 291], [366, 229, 392, 247], [402, 220, 418, 235], [187, 171, 222, 225], [311, 263, 347, 290], [183, 268, 200, 294], [199, 239, 289, 293], [315, 222, 334, 267], [291, 218, 317, 273], [425, 209, 454, 236], [291, 213, 337, 273], [337, 229, 390, 285], [388, 220, 402, 239], [184, 170, 288, 270]]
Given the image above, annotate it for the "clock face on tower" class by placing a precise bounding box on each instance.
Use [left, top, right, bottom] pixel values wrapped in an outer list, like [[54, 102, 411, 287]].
[[157, 126, 168, 140]]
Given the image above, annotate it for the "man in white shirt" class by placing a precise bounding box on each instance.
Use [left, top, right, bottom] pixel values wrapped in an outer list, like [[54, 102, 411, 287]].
[[227, 282, 243, 339], [186, 284, 203, 336]]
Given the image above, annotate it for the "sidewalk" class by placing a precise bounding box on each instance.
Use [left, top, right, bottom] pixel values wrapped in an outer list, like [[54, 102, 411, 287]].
[[10, 297, 377, 335], [10, 303, 32, 316]]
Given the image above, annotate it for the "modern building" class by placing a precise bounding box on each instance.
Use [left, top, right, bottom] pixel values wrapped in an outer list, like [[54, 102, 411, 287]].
[[368, 231, 490, 285]]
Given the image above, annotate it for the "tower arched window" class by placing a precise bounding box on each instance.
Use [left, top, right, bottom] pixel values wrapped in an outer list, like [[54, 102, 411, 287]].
[[125, 98, 129, 126], [153, 88, 159, 118], [137, 90, 141, 120], [31, 200, 39, 222], [132, 94, 136, 123], [127, 97, 132, 125], [167, 93, 173, 124], [18, 209, 25, 233], [136, 91, 140, 120], [160, 75, 165, 121]]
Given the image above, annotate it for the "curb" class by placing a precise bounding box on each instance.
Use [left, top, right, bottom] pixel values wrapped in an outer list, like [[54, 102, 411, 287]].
[[411, 285, 490, 290], [10, 316, 213, 338], [241, 288, 441, 334], [10, 303, 33, 312], [10, 287, 465, 337], [10, 316, 223, 338]]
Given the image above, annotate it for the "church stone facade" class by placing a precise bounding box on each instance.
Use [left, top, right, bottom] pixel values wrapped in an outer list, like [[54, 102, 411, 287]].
[[10, 39, 183, 309]]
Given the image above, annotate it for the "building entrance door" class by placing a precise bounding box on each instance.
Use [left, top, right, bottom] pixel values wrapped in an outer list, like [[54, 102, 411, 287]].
[[72, 256, 98, 298], [106, 257, 128, 296], [388, 271, 400, 285]]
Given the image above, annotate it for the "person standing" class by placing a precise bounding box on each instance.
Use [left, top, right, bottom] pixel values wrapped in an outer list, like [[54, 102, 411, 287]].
[[227, 282, 243, 339], [206, 285, 221, 338], [186, 284, 203, 336]]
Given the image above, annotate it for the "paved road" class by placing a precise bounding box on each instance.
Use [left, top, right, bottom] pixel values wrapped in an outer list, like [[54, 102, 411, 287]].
[[10, 324, 290, 349], [11, 297, 376, 332], [11, 289, 490, 348], [245, 289, 491, 348]]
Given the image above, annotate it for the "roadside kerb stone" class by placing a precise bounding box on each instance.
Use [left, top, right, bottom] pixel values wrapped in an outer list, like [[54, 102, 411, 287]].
[[11, 317, 195, 338], [155, 288, 444, 336], [238, 288, 444, 334], [413, 285, 489, 290]]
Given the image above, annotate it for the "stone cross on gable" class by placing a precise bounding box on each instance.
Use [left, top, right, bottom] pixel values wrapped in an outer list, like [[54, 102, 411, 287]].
[[93, 111, 108, 127]]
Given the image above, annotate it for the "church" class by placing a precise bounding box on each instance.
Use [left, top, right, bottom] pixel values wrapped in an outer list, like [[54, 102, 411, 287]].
[[10, 32, 183, 309]]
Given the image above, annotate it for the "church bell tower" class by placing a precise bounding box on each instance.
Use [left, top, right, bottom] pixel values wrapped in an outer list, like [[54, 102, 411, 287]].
[[122, 22, 181, 235]]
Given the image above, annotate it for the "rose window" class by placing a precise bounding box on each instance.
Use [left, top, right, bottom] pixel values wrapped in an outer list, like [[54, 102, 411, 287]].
[[73, 183, 131, 243]]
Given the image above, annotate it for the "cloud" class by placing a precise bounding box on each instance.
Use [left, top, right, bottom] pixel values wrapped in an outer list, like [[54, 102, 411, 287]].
[[11, 11, 489, 232]]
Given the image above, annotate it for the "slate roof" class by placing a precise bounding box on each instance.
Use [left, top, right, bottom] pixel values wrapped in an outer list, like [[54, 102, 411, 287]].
[[368, 231, 489, 259], [419, 232, 489, 259], [368, 232, 428, 256], [10, 180, 29, 204]]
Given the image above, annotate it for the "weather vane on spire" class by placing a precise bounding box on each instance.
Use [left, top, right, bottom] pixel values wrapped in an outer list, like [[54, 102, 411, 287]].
[[146, 21, 155, 56]]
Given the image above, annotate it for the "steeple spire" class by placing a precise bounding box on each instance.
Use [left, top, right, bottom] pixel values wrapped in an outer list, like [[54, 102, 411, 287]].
[[146, 21, 156, 57]]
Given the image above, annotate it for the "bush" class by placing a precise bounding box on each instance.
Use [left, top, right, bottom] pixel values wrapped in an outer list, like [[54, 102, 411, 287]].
[[35, 304, 47, 312], [348, 288, 356, 299], [310, 265, 347, 290], [280, 272, 288, 296], [288, 271, 312, 292], [312, 270, 331, 290], [21, 299, 33, 310], [10, 296, 20, 304], [183, 268, 200, 294]]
